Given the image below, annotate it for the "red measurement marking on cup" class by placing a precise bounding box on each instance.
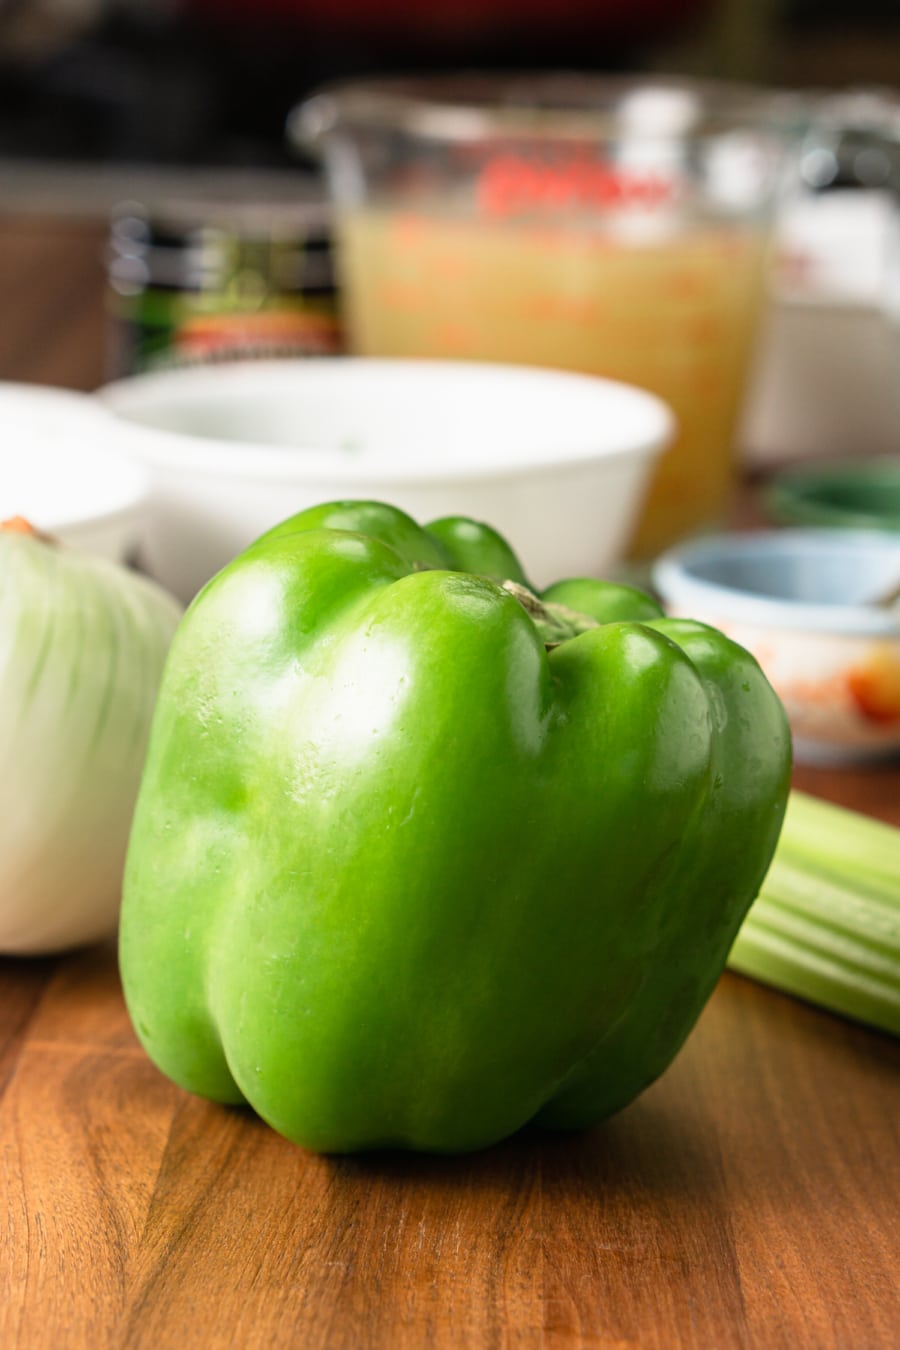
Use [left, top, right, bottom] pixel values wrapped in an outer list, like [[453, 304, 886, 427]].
[[429, 321, 478, 353], [478, 155, 676, 218], [432, 253, 472, 281], [684, 316, 725, 345], [664, 270, 715, 301], [520, 294, 604, 328], [392, 214, 431, 248], [377, 282, 425, 313]]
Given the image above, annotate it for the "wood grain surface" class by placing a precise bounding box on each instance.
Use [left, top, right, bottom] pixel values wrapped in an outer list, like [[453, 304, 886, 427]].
[[1, 212, 899, 1349], [2, 921, 899, 1350]]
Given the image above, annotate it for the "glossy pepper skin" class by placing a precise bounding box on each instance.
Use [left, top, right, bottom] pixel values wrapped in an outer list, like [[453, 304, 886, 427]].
[[120, 501, 791, 1153]]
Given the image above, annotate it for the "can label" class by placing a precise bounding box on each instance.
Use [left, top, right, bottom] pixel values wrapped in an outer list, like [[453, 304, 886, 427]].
[[107, 208, 345, 376], [110, 288, 343, 374]]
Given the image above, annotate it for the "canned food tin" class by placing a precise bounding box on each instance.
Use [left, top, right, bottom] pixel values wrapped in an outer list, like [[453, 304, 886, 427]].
[[107, 196, 344, 376]]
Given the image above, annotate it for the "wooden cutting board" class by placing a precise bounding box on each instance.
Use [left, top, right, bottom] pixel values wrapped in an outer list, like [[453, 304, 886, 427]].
[[3, 889, 899, 1348]]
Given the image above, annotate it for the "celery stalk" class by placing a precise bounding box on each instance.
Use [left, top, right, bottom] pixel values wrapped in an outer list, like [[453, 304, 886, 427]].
[[771, 791, 900, 892], [727, 791, 900, 1036]]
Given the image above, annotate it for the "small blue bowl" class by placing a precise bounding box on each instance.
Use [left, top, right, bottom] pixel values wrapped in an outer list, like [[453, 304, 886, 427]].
[[653, 529, 900, 765]]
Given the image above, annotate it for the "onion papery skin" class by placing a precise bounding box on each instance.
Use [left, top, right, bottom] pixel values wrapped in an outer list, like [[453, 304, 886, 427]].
[[0, 532, 182, 954]]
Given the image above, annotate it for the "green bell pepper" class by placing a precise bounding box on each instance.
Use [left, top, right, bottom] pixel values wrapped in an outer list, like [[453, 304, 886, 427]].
[[120, 501, 791, 1153]]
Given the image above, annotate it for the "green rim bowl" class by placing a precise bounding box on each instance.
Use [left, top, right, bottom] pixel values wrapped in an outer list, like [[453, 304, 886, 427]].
[[766, 457, 900, 532]]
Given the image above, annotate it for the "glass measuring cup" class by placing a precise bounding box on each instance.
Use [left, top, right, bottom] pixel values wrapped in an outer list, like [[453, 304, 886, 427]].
[[292, 75, 797, 560]]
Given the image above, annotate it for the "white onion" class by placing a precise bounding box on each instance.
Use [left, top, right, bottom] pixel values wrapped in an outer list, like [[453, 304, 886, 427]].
[[0, 527, 182, 953]]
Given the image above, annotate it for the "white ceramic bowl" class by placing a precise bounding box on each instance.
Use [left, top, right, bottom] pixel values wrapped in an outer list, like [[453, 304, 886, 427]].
[[653, 529, 900, 765], [0, 383, 147, 562], [98, 358, 674, 601]]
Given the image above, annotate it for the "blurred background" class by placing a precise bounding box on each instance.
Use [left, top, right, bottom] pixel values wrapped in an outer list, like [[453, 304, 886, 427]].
[[1, 0, 899, 762], [0, 0, 898, 433], [1, 0, 898, 171]]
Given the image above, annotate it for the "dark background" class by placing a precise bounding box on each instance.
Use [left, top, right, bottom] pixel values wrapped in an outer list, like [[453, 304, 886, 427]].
[[0, 0, 897, 172]]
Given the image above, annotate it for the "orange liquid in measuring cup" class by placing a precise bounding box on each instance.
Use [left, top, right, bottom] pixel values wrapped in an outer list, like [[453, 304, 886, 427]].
[[339, 208, 770, 558]]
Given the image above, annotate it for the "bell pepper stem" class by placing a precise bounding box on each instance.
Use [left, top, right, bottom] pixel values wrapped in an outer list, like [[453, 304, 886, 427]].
[[501, 580, 599, 649]]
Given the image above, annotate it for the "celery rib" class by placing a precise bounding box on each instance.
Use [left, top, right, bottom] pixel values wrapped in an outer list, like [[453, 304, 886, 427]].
[[758, 858, 900, 957], [726, 791, 900, 1037], [729, 920, 900, 1036], [747, 893, 900, 981], [776, 792, 900, 891]]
